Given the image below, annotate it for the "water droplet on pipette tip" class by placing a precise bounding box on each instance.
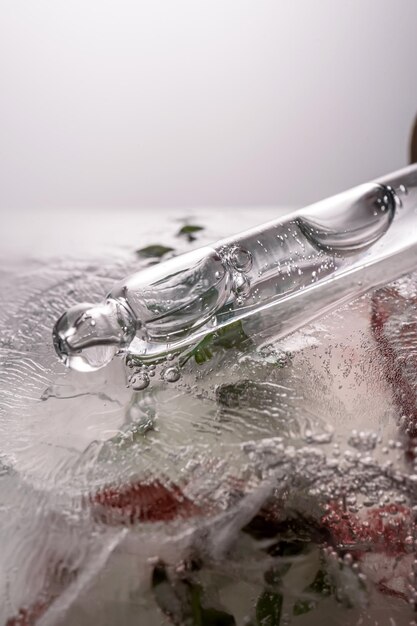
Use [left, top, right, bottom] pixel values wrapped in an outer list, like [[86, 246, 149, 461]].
[[53, 303, 116, 372], [53, 300, 134, 372]]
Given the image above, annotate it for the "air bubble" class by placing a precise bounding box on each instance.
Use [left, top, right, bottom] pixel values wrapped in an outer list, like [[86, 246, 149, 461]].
[[229, 246, 253, 273], [130, 372, 150, 390], [348, 430, 378, 452], [164, 366, 181, 383]]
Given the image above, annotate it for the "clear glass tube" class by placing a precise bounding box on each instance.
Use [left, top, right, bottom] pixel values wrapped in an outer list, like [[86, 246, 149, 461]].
[[53, 165, 417, 372]]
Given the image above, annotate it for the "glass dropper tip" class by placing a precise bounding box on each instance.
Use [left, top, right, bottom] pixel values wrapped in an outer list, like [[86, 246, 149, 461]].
[[53, 300, 136, 372]]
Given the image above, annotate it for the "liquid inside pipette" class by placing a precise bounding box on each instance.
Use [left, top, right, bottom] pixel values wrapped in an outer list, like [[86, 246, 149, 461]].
[[53, 175, 413, 375]]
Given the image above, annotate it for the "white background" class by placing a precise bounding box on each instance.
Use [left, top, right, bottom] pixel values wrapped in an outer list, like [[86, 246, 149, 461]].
[[1, 0, 417, 212]]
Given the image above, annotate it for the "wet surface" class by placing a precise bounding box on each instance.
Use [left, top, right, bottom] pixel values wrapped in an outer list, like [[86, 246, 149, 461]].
[[1, 208, 417, 625]]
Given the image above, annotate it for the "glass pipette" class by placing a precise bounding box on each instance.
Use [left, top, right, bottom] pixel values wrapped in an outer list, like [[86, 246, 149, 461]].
[[53, 164, 417, 373]]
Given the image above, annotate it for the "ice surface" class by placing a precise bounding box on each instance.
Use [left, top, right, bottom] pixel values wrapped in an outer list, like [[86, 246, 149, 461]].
[[1, 208, 417, 625]]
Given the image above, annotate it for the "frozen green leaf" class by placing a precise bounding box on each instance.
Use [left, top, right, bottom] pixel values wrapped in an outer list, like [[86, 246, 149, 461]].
[[308, 568, 332, 597], [255, 590, 283, 626], [293, 599, 314, 616], [180, 320, 250, 367], [200, 607, 236, 626], [292, 568, 332, 617], [136, 244, 174, 259], [177, 224, 205, 242]]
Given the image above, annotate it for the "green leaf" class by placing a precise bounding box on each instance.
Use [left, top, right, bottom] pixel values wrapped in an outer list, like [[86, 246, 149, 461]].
[[214, 320, 249, 350], [200, 608, 236, 626], [292, 568, 332, 617], [177, 224, 205, 242], [293, 599, 314, 616], [308, 568, 332, 597], [189, 584, 203, 626], [255, 591, 283, 626], [178, 224, 204, 235], [180, 320, 250, 367], [216, 380, 257, 409], [136, 244, 174, 259], [189, 585, 236, 626]]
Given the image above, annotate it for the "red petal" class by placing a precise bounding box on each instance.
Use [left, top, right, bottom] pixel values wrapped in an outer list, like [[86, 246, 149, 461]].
[[89, 479, 203, 524]]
